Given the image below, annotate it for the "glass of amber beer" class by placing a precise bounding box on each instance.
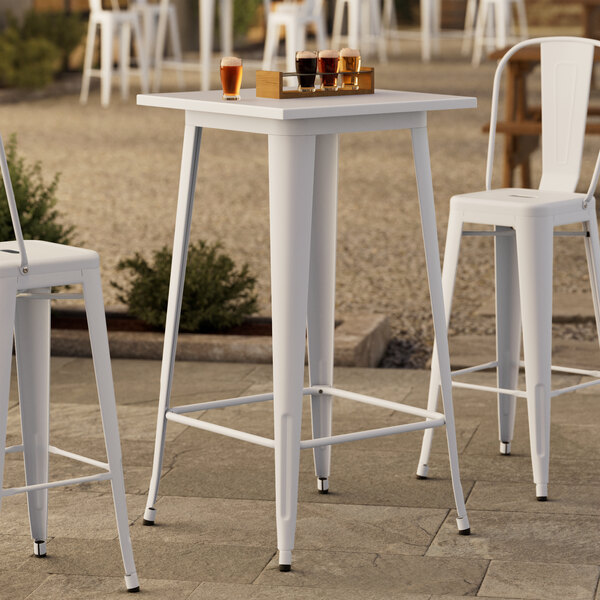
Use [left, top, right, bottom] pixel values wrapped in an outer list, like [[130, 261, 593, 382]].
[[220, 56, 242, 100], [339, 47, 361, 90], [317, 49, 339, 90], [295, 50, 317, 92]]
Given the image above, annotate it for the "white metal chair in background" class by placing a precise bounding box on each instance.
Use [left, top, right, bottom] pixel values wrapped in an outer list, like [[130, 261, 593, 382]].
[[0, 135, 139, 592], [332, 0, 386, 62], [132, 0, 185, 92], [80, 0, 149, 107], [417, 37, 600, 501], [262, 0, 328, 72], [471, 0, 528, 66]]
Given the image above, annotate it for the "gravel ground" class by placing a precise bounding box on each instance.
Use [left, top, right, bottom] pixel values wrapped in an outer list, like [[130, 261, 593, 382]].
[[1, 38, 599, 362]]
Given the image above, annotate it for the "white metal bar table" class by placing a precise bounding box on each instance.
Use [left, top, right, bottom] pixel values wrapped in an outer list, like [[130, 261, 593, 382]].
[[137, 87, 476, 570]]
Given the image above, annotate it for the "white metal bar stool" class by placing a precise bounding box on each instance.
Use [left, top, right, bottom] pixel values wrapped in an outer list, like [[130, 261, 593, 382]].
[[332, 0, 386, 62], [0, 136, 139, 592], [471, 0, 528, 66], [80, 0, 149, 107], [132, 0, 185, 92], [417, 37, 600, 501], [262, 0, 328, 72]]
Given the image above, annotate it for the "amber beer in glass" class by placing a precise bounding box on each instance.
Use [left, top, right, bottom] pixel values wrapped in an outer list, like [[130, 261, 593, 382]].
[[220, 56, 242, 100], [318, 49, 339, 90], [295, 50, 317, 92], [339, 47, 361, 90]]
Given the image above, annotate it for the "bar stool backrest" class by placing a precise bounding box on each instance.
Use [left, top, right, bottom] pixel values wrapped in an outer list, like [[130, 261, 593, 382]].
[[0, 136, 29, 274], [486, 37, 600, 198], [89, 0, 122, 12]]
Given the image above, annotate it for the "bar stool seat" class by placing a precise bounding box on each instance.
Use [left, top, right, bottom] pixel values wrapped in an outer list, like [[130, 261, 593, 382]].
[[0, 136, 140, 592]]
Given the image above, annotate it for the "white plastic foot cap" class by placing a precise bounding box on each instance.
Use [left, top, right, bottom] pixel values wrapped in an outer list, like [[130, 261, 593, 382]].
[[317, 477, 329, 492], [536, 483, 548, 499], [456, 515, 470, 533], [143, 507, 156, 524], [33, 540, 46, 557], [279, 550, 292, 567], [500, 441, 511, 455], [416, 464, 429, 478], [125, 572, 140, 592]]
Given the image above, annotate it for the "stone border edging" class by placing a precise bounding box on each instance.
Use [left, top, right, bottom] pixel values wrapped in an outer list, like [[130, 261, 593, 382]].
[[51, 312, 391, 368]]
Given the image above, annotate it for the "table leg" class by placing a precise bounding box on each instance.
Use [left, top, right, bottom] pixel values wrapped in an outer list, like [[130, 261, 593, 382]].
[[200, 0, 215, 91], [144, 124, 202, 525], [307, 134, 339, 495], [410, 125, 469, 533], [220, 0, 233, 57], [268, 133, 316, 570]]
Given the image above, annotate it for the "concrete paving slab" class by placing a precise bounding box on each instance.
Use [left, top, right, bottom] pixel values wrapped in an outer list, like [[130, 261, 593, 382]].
[[26, 574, 198, 600], [0, 570, 48, 600], [17, 536, 273, 584], [478, 560, 600, 600], [188, 581, 430, 599], [254, 550, 488, 595], [0, 492, 145, 539], [429, 509, 600, 564], [467, 481, 600, 515], [133, 496, 447, 556]]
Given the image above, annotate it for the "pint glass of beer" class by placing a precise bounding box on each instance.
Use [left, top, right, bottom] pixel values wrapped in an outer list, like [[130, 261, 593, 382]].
[[220, 56, 242, 100], [318, 49, 339, 90], [295, 50, 317, 92], [340, 47, 361, 90]]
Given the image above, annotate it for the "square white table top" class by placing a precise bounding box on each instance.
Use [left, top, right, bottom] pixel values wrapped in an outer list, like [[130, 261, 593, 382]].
[[137, 88, 476, 121]]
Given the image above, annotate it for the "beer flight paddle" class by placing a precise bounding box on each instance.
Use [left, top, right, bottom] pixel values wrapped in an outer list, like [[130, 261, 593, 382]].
[[256, 66, 374, 99]]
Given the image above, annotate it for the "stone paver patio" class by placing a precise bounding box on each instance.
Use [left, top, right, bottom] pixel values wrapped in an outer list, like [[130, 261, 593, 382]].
[[2, 356, 600, 599]]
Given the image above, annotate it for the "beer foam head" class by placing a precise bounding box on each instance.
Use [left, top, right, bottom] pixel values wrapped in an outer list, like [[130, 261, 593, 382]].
[[221, 56, 242, 66], [318, 49, 339, 58], [296, 50, 316, 58], [340, 48, 360, 57]]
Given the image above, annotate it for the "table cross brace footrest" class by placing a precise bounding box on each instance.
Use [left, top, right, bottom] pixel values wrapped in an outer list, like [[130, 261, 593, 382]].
[[165, 386, 446, 450]]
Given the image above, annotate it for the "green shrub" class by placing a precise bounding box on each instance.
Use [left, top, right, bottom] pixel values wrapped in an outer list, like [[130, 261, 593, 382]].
[[21, 11, 85, 70], [114, 241, 258, 333], [0, 135, 74, 244], [0, 18, 61, 89]]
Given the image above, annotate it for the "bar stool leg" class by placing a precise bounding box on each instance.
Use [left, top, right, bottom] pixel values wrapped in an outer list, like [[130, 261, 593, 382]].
[[168, 7, 185, 89], [80, 19, 96, 104], [132, 17, 149, 94], [83, 268, 139, 592], [268, 133, 316, 570], [153, 1, 169, 92], [100, 18, 114, 107], [584, 215, 600, 348], [417, 209, 463, 478], [515, 217, 553, 501], [145, 124, 203, 525], [201, 0, 215, 91], [15, 288, 51, 558], [494, 226, 521, 456], [411, 126, 469, 533], [0, 281, 17, 518], [307, 134, 339, 495], [120, 22, 132, 100]]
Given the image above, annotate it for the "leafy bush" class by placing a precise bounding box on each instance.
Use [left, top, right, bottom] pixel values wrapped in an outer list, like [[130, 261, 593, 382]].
[[0, 27, 60, 89], [0, 135, 74, 244], [114, 241, 258, 333], [20, 11, 85, 70]]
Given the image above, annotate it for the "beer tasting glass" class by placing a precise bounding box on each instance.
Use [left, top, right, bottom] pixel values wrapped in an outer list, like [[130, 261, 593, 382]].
[[295, 50, 317, 92], [318, 49, 339, 90], [340, 47, 361, 90], [220, 56, 242, 100]]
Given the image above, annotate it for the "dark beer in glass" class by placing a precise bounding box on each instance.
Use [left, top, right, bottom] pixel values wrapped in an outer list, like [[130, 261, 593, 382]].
[[318, 49, 339, 90], [220, 56, 242, 100], [339, 47, 361, 90], [295, 50, 317, 92]]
